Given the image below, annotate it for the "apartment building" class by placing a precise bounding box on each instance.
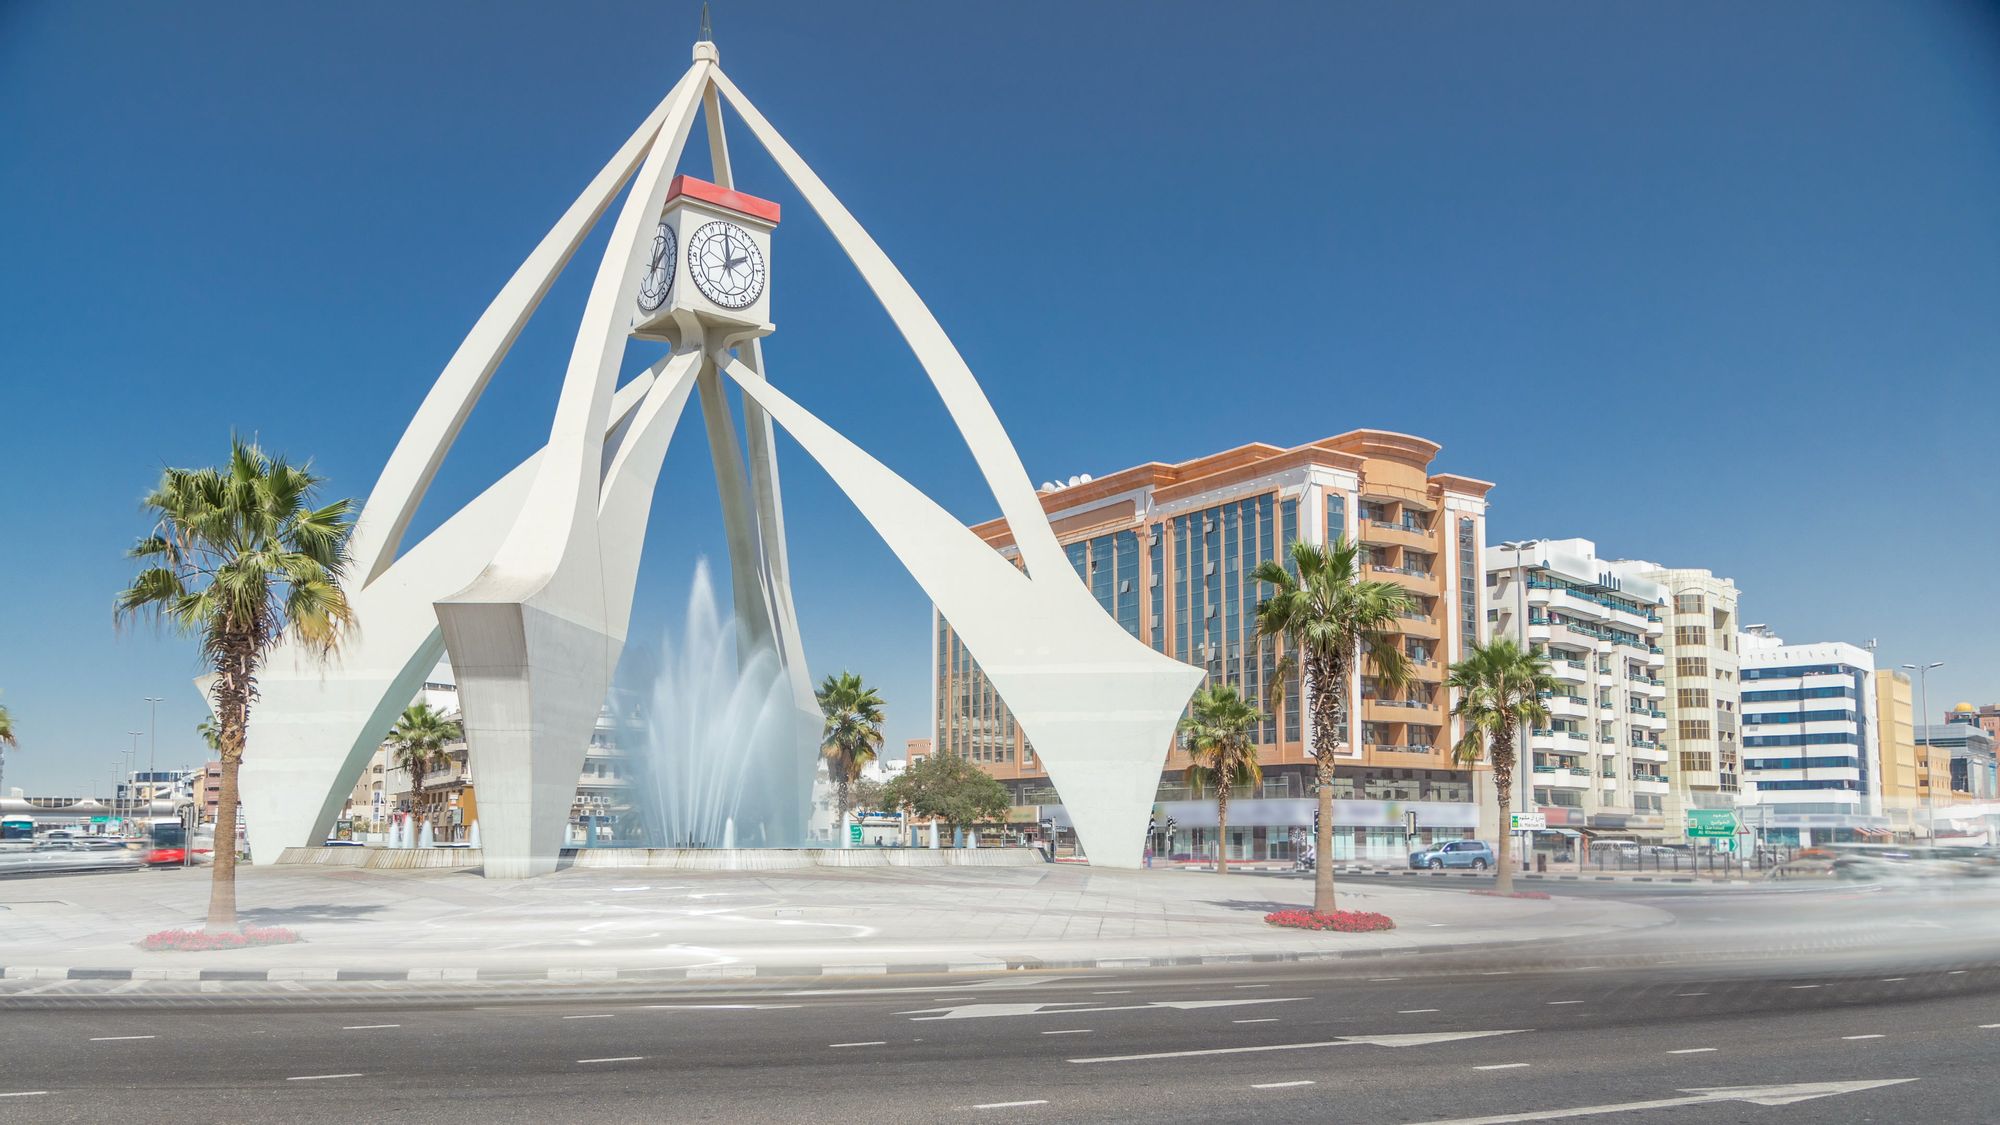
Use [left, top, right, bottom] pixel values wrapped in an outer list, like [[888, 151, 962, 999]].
[[933, 430, 1494, 862], [1486, 539, 1669, 847], [1735, 627, 1889, 846], [1919, 720, 2000, 803], [1602, 562, 1742, 830], [1871, 670, 1946, 840]]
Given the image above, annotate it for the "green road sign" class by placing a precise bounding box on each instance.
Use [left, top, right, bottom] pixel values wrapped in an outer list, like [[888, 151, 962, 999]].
[[1685, 809, 1738, 838], [848, 822, 863, 844], [89, 815, 110, 824]]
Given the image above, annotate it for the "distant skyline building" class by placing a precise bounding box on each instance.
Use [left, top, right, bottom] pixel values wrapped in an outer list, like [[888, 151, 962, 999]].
[[933, 431, 1495, 862], [1603, 561, 1743, 831], [1871, 669, 1937, 840], [1486, 538, 1670, 848], [1917, 721, 1999, 803], [1736, 626, 1889, 846]]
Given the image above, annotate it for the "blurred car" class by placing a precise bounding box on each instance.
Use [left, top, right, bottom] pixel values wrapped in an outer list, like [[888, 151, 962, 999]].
[[1409, 840, 1494, 870], [0, 839, 145, 876]]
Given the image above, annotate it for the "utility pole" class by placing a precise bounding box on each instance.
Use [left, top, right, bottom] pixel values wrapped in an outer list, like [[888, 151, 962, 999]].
[[144, 696, 163, 797], [1903, 661, 1943, 841], [125, 731, 143, 831]]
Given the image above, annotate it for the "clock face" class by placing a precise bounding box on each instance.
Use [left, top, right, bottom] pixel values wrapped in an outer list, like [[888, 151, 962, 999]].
[[686, 220, 767, 310], [636, 221, 676, 312]]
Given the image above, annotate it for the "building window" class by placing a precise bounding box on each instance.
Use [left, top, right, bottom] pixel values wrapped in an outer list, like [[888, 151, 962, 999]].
[[1674, 625, 1708, 648], [1678, 719, 1712, 741], [1457, 518, 1478, 652], [1675, 593, 1705, 614], [1676, 688, 1710, 709], [1675, 656, 1708, 679], [1679, 751, 1714, 773]]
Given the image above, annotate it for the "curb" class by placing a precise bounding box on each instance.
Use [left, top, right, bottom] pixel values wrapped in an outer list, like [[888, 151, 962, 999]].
[[0, 939, 1569, 985], [1326, 867, 1756, 887]]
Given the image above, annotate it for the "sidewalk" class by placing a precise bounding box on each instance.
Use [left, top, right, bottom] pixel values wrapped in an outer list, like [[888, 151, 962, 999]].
[[0, 861, 1670, 985]]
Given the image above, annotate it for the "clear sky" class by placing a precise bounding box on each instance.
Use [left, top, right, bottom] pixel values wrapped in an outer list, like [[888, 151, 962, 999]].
[[3, 1, 1998, 795]]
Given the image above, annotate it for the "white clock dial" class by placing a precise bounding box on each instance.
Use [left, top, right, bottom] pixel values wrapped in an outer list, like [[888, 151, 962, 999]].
[[687, 220, 766, 310], [636, 220, 675, 312]]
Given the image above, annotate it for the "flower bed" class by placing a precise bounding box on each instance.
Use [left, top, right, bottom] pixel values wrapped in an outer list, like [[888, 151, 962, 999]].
[[1471, 889, 1552, 900], [1264, 908, 1396, 933], [139, 926, 303, 952]]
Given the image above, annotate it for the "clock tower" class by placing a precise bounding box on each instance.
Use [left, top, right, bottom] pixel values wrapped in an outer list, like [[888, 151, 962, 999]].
[[632, 174, 778, 344]]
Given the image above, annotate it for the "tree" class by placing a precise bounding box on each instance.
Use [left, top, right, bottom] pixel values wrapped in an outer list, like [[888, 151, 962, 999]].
[[848, 776, 889, 816], [116, 437, 355, 931], [882, 752, 1010, 834], [816, 672, 884, 827], [0, 699, 15, 797], [196, 718, 223, 755], [1449, 638, 1557, 895], [1179, 683, 1264, 875], [1252, 537, 1415, 913], [386, 702, 463, 828]]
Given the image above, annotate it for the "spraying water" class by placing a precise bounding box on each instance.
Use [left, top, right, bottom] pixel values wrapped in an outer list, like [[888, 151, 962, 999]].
[[614, 559, 819, 848]]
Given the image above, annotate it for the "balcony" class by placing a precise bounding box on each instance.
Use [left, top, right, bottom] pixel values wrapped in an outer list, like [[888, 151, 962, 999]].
[[1540, 693, 1591, 720], [1364, 698, 1443, 724], [1535, 768, 1591, 790], [1403, 659, 1445, 682], [1395, 612, 1443, 640], [1359, 518, 1436, 549], [1631, 773, 1670, 790], [1367, 564, 1437, 594]]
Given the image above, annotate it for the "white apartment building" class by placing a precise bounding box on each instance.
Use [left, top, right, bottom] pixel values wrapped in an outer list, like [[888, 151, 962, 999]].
[[1603, 562, 1742, 830], [1488, 540, 1670, 845], [1737, 626, 1889, 846]]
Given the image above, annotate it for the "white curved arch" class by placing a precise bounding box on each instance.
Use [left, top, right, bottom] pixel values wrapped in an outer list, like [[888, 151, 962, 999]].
[[715, 354, 1201, 868]]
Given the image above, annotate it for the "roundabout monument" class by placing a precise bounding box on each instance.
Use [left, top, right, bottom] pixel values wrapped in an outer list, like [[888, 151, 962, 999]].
[[237, 33, 1202, 877]]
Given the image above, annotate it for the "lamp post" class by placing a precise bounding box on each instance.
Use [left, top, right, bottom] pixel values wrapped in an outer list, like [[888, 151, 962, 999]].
[[143, 696, 163, 799], [1498, 539, 1541, 872], [124, 731, 143, 830], [1903, 661, 1943, 841]]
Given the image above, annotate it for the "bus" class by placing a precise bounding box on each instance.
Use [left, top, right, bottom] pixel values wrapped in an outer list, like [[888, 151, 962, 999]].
[[1, 815, 32, 843]]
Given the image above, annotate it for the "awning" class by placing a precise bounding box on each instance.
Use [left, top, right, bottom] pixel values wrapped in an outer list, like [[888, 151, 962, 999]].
[[1537, 828, 1582, 838], [1854, 826, 1893, 839]]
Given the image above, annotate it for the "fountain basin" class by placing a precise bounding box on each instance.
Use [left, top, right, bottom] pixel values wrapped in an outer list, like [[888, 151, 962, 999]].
[[274, 846, 1045, 871]]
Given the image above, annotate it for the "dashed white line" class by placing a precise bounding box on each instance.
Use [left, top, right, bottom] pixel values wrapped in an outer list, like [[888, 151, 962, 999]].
[[89, 1035, 156, 1042], [562, 1014, 614, 1020], [1949, 971, 1969, 975], [1843, 1034, 1884, 1040], [1091, 990, 1132, 995], [0, 1092, 49, 1098], [1669, 1048, 1717, 1054], [830, 1041, 886, 1048], [1234, 1018, 1280, 1024], [1252, 1080, 1315, 1089], [1547, 1001, 1585, 1006], [1475, 1063, 1531, 1071], [1040, 1029, 1092, 1036], [1400, 1009, 1441, 1014], [1481, 972, 1513, 976], [933, 997, 976, 1003], [972, 1100, 1048, 1109], [1676, 992, 1710, 997], [1790, 985, 1822, 990], [1979, 1024, 2000, 1029], [1880, 978, 1907, 983], [1369, 977, 1403, 982], [287, 1073, 363, 1081], [342, 1024, 400, 1030], [577, 1056, 644, 1064], [1234, 984, 1270, 989]]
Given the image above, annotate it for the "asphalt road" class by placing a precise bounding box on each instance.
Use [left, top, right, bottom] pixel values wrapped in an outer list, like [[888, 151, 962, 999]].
[[3, 883, 1995, 1124]]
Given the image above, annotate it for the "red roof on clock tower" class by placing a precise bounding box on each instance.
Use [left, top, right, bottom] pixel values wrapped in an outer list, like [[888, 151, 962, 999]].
[[665, 175, 781, 225]]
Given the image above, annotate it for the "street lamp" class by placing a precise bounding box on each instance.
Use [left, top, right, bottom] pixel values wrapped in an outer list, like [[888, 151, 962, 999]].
[[1497, 539, 1541, 871], [143, 696, 163, 797], [1903, 661, 1943, 841], [125, 731, 143, 829]]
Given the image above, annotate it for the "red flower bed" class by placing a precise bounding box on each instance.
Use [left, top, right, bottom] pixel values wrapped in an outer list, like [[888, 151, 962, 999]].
[[1472, 889, 1552, 900], [1264, 908, 1396, 933], [139, 926, 303, 952]]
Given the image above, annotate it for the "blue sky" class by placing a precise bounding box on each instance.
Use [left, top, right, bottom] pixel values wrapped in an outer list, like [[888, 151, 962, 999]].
[[3, 2, 1998, 794]]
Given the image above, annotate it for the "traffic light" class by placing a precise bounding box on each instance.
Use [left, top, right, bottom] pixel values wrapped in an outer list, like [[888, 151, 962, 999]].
[[1313, 809, 1320, 837]]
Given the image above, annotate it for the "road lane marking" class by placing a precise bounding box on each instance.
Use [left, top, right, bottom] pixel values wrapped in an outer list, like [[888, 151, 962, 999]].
[[1980, 1024, 2000, 1029], [830, 1041, 885, 1048], [0, 1093, 49, 1099], [1234, 1018, 1280, 1024], [1880, 978, 1906, 982], [1253, 1081, 1315, 1089], [563, 1014, 614, 1020], [1476, 1063, 1530, 1070], [1675, 992, 1709, 997], [1843, 1035, 1884, 1040], [904, 998, 1305, 1021], [1547, 1001, 1585, 1006], [342, 1025, 400, 1030], [1234, 984, 1270, 989], [89, 1035, 156, 1042], [1069, 1029, 1529, 1063], [1790, 985, 1821, 990], [1669, 1048, 1716, 1054], [1482, 972, 1513, 976], [1040, 1029, 1092, 1035], [1400, 1009, 1440, 1014], [1949, 971, 1968, 975], [1391, 1078, 1916, 1124], [972, 1101, 1047, 1110], [642, 1004, 801, 1010], [578, 1057, 644, 1064], [1091, 990, 1132, 995], [1370, 978, 1403, 982], [932, 997, 976, 1002], [287, 1073, 363, 1081]]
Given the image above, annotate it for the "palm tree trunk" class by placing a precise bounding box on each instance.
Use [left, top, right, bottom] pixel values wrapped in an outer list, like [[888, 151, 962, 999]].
[[1216, 786, 1230, 875], [835, 773, 851, 829], [206, 634, 255, 932], [1310, 654, 1342, 914], [1494, 724, 1516, 895]]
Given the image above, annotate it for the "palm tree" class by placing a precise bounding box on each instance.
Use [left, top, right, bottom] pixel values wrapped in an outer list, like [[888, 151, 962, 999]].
[[1253, 537, 1415, 914], [0, 700, 16, 797], [196, 718, 223, 755], [116, 437, 355, 931], [816, 672, 885, 829], [1179, 684, 1264, 876], [1449, 638, 1558, 895], [387, 702, 463, 836]]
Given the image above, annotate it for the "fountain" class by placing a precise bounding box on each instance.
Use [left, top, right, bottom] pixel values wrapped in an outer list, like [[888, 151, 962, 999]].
[[612, 559, 820, 851]]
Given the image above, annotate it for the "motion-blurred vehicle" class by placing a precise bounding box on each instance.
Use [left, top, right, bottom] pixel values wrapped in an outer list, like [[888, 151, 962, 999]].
[[0, 838, 144, 875], [1410, 840, 1493, 869], [1829, 843, 1989, 883]]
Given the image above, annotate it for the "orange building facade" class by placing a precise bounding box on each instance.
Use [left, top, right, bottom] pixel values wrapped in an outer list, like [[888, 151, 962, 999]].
[[932, 431, 1497, 862]]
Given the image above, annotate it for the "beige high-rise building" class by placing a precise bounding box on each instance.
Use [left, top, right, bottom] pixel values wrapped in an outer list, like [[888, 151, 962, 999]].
[[1873, 669, 1938, 839], [1604, 562, 1741, 830]]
